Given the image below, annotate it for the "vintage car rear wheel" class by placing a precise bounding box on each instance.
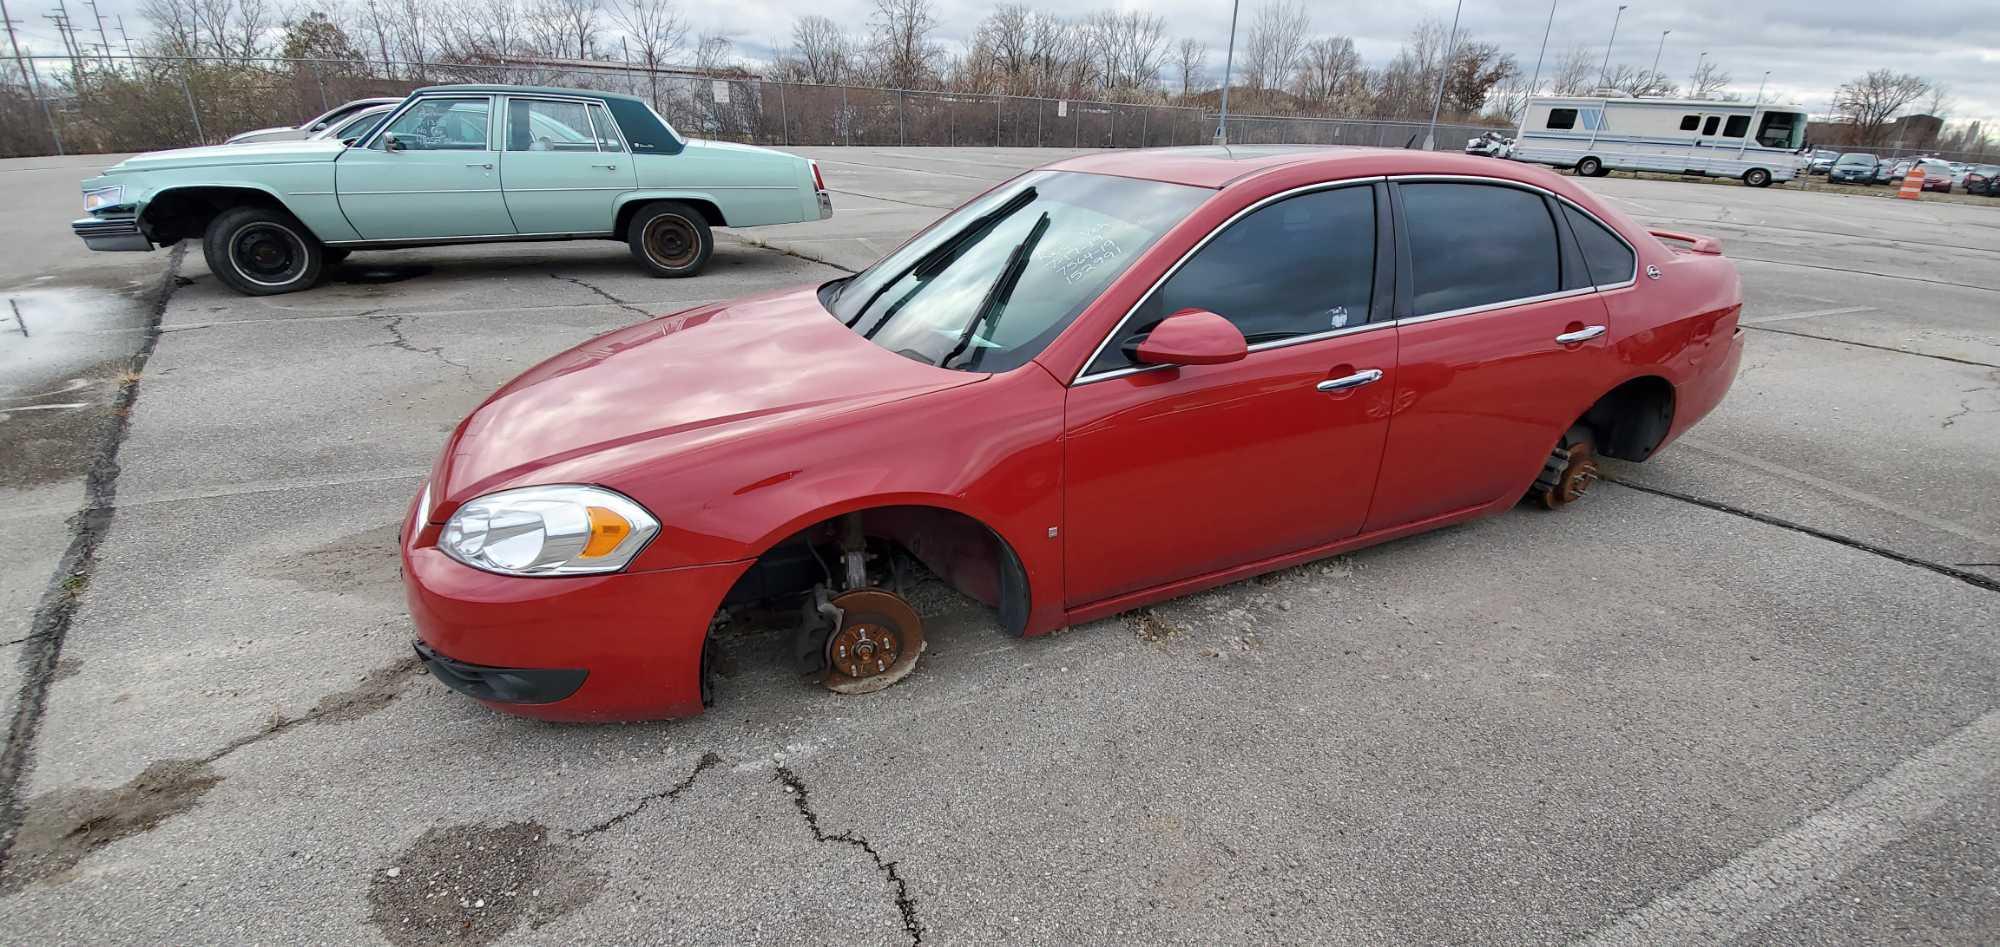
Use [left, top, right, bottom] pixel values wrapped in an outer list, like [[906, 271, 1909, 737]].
[[203, 206, 324, 296], [628, 202, 713, 278]]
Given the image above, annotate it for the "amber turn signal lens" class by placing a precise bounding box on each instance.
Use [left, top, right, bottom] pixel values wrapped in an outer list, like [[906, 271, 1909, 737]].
[[580, 506, 633, 558]]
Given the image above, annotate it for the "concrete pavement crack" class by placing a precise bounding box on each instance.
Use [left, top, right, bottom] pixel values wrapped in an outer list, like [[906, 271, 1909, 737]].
[[569, 752, 723, 839], [1741, 324, 2000, 370], [0, 243, 186, 877], [548, 273, 650, 317], [773, 763, 926, 946], [370, 313, 474, 379], [1603, 477, 2000, 595]]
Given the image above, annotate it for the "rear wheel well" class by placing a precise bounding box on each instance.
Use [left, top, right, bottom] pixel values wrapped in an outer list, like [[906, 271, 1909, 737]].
[[1577, 375, 1676, 461], [141, 186, 291, 245], [616, 197, 726, 236]]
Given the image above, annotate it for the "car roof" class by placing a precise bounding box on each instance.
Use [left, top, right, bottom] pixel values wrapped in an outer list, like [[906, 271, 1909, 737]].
[[1040, 145, 1570, 191], [407, 83, 646, 107]]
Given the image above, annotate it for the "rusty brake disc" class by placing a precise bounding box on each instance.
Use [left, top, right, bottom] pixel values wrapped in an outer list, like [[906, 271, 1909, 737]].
[[822, 588, 925, 696]]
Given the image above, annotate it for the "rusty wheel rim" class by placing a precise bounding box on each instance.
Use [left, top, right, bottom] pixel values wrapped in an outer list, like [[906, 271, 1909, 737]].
[[823, 588, 924, 695], [644, 215, 699, 269]]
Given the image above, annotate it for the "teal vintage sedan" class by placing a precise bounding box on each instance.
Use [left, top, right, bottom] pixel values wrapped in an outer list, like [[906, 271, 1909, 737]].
[[72, 84, 834, 295]]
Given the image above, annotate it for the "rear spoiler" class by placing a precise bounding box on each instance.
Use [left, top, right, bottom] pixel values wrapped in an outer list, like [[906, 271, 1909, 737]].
[[1648, 229, 1723, 255]]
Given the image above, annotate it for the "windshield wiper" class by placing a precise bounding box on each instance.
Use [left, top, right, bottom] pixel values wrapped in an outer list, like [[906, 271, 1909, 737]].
[[944, 211, 1050, 369], [845, 186, 1037, 330]]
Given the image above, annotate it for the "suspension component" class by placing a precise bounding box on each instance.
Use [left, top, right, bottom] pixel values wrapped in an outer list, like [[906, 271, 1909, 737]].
[[1533, 426, 1600, 509], [820, 588, 925, 695]]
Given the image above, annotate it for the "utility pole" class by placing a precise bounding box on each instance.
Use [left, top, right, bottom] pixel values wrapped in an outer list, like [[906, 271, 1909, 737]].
[[1, 0, 31, 86], [82, 0, 108, 65], [1214, 0, 1238, 144], [1424, 0, 1465, 150], [1754, 70, 1769, 105], [1650, 30, 1669, 90], [1690, 50, 1706, 96], [114, 13, 130, 57], [1597, 4, 1627, 89], [1526, 0, 1558, 97]]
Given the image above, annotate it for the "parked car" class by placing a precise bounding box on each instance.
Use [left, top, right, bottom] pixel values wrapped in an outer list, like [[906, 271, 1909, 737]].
[[1806, 149, 1839, 173], [1464, 131, 1513, 158], [1964, 164, 2000, 197], [307, 103, 393, 142], [1916, 158, 1955, 192], [224, 97, 401, 144], [1826, 152, 1878, 184], [1875, 158, 1912, 184], [72, 85, 834, 295], [400, 148, 1747, 721]]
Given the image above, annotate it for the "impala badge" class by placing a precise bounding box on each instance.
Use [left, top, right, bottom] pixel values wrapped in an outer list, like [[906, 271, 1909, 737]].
[[1646, 265, 1663, 280]]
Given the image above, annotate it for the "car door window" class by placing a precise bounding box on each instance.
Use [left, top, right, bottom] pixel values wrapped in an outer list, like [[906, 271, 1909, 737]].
[[1087, 185, 1375, 375], [1401, 183, 1560, 316], [507, 99, 598, 152], [376, 97, 490, 150], [587, 103, 625, 152], [1561, 204, 1636, 287]]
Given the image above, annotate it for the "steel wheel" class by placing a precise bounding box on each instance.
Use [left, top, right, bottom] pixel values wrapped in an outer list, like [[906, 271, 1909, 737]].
[[821, 588, 925, 696], [229, 222, 309, 287], [644, 215, 699, 269]]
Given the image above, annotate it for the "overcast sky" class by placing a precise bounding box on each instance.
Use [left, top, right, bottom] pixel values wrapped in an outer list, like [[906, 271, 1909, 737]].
[[12, 0, 1997, 127]]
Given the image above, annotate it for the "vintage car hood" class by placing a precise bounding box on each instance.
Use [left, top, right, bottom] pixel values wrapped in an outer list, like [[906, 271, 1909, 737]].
[[428, 284, 980, 511], [105, 139, 348, 174]]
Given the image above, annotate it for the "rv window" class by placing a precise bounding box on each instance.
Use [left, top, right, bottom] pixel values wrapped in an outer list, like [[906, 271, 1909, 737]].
[[1547, 108, 1578, 130], [1722, 115, 1750, 138], [1679, 115, 1699, 131], [1755, 112, 1802, 149], [1701, 116, 1720, 135]]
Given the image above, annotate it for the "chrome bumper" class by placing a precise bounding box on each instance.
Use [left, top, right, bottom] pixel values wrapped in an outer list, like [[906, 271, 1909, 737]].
[[72, 215, 152, 252], [817, 191, 833, 220]]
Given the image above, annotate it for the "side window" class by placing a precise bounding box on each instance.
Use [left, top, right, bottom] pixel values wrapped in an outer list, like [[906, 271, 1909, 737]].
[[1561, 204, 1637, 287], [1087, 186, 1375, 375], [1754, 112, 1796, 148], [1722, 115, 1750, 138], [507, 99, 597, 152], [377, 97, 490, 150], [1547, 108, 1577, 130], [1679, 114, 1699, 131], [588, 103, 625, 152], [1401, 183, 1559, 316], [1701, 116, 1720, 136]]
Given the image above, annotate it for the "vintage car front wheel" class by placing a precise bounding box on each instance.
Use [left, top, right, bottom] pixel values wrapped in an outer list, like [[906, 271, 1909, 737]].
[[628, 202, 713, 278], [203, 206, 324, 296]]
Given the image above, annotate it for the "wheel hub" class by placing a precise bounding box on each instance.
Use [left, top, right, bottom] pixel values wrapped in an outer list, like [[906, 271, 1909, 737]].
[[1540, 440, 1599, 509], [821, 588, 924, 696], [646, 218, 697, 268]]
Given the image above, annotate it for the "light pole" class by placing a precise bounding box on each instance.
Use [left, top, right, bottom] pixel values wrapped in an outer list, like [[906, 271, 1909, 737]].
[[1214, 0, 1239, 145], [1754, 70, 1770, 105], [1598, 4, 1627, 88], [1690, 50, 1706, 95], [1424, 0, 1465, 150], [1527, 0, 1559, 97], [1650, 29, 1670, 90]]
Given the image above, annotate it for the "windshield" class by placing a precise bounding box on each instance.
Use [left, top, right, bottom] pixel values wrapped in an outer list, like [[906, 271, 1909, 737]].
[[1835, 154, 1875, 166], [820, 171, 1207, 372]]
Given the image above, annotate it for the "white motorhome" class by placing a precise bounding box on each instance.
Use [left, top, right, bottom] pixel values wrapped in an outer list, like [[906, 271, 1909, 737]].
[[1511, 95, 1810, 187]]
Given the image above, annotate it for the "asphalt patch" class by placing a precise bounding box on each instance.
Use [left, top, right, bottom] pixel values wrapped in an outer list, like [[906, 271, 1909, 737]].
[[0, 758, 221, 892], [368, 821, 607, 946], [264, 521, 403, 595]]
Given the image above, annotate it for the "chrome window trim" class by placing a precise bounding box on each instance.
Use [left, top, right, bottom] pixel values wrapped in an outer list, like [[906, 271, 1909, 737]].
[[586, 101, 632, 154], [1396, 287, 1598, 326], [1072, 174, 1386, 386], [500, 94, 630, 154], [1550, 193, 1641, 289], [1080, 320, 1395, 384], [356, 92, 498, 152]]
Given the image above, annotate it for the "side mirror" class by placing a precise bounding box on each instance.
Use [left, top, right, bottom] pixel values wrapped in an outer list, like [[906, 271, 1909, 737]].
[[382, 133, 404, 152], [1132, 309, 1248, 367]]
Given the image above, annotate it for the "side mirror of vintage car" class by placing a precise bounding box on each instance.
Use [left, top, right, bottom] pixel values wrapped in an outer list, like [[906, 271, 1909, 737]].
[[382, 133, 404, 152], [1131, 309, 1248, 367]]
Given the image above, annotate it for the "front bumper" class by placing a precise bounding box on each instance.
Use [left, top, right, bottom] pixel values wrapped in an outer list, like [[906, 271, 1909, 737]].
[[72, 214, 152, 252], [402, 536, 749, 722]]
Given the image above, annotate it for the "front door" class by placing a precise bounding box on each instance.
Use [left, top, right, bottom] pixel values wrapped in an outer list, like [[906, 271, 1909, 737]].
[[499, 97, 637, 235], [1364, 181, 1616, 531], [1063, 184, 1396, 606], [335, 95, 516, 240]]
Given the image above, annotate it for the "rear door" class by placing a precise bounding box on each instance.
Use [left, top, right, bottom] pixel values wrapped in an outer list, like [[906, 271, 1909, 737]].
[[498, 97, 637, 235], [335, 95, 516, 239], [1363, 179, 1616, 531]]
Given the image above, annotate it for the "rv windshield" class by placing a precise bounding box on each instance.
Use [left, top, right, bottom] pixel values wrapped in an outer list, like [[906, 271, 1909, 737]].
[[1755, 111, 1806, 149]]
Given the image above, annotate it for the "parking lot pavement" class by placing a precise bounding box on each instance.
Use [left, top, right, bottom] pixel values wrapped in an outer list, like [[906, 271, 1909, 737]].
[[2, 148, 1996, 944]]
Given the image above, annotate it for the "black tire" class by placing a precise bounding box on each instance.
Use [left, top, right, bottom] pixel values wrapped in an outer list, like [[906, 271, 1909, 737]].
[[1576, 156, 1603, 178], [322, 247, 351, 265], [202, 206, 323, 296], [1743, 168, 1772, 188], [627, 202, 713, 278]]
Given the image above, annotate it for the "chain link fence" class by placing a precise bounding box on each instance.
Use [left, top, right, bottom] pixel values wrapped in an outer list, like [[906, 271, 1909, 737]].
[[0, 54, 1496, 159]]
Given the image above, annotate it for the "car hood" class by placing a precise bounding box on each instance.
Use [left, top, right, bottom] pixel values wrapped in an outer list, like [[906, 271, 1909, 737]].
[[427, 284, 981, 514], [105, 139, 348, 174]]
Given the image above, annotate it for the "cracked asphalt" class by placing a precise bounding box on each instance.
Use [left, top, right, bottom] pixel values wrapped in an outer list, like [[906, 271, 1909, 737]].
[[1, 148, 1996, 944]]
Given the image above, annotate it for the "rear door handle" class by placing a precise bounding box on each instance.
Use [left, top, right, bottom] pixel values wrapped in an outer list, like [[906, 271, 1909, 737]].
[[1556, 325, 1606, 345], [466, 162, 493, 170], [591, 163, 619, 171], [1316, 368, 1383, 392]]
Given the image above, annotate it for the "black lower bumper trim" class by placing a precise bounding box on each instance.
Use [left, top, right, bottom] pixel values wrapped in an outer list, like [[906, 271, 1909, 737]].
[[413, 641, 586, 705]]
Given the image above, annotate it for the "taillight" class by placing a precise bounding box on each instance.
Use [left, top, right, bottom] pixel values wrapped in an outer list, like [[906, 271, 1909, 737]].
[[810, 160, 826, 192]]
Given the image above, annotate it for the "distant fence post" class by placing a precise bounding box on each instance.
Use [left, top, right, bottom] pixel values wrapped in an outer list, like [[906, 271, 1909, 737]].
[[777, 81, 789, 145], [995, 94, 1002, 147], [311, 61, 328, 112], [840, 85, 849, 144], [180, 61, 205, 144], [897, 91, 905, 146]]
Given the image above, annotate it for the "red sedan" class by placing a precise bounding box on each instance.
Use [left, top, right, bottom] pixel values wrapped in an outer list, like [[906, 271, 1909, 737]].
[[403, 148, 1744, 721]]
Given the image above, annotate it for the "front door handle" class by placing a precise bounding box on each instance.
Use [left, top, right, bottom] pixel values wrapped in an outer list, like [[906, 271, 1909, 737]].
[[1317, 368, 1383, 393], [1556, 325, 1607, 345], [591, 163, 619, 171], [466, 162, 493, 170]]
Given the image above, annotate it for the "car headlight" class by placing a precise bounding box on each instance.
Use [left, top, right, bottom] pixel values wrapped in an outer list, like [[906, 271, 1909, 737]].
[[439, 485, 659, 576], [82, 185, 124, 212]]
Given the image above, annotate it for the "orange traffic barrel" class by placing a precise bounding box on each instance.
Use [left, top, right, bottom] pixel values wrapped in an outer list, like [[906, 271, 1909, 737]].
[[1898, 165, 1924, 200]]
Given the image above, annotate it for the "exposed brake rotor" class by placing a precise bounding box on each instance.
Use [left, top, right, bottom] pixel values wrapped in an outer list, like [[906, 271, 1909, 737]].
[[1538, 438, 1600, 509], [821, 588, 925, 696]]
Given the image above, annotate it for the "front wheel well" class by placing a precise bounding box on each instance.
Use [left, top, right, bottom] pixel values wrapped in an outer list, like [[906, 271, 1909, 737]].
[[616, 197, 727, 236], [1576, 375, 1676, 461], [140, 186, 290, 245]]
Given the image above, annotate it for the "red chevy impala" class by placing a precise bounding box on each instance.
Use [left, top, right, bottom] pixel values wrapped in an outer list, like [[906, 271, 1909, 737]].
[[402, 147, 1743, 721]]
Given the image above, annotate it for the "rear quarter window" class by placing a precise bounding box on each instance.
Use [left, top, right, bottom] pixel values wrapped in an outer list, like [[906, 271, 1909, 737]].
[[1561, 205, 1637, 287]]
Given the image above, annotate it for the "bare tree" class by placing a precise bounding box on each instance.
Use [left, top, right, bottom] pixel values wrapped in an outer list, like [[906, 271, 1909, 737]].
[[1603, 63, 1675, 98], [1291, 35, 1360, 109], [1084, 9, 1168, 95], [610, 0, 685, 104], [1834, 69, 1931, 146], [1689, 59, 1732, 99], [1173, 37, 1206, 97], [527, 0, 600, 60], [1240, 0, 1308, 106], [1544, 43, 1595, 95], [866, 0, 941, 89], [1922, 82, 1952, 119], [692, 32, 731, 72], [783, 14, 851, 84]]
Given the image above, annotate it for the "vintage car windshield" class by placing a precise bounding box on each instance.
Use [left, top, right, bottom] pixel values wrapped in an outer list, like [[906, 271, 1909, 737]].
[[820, 170, 1207, 373]]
